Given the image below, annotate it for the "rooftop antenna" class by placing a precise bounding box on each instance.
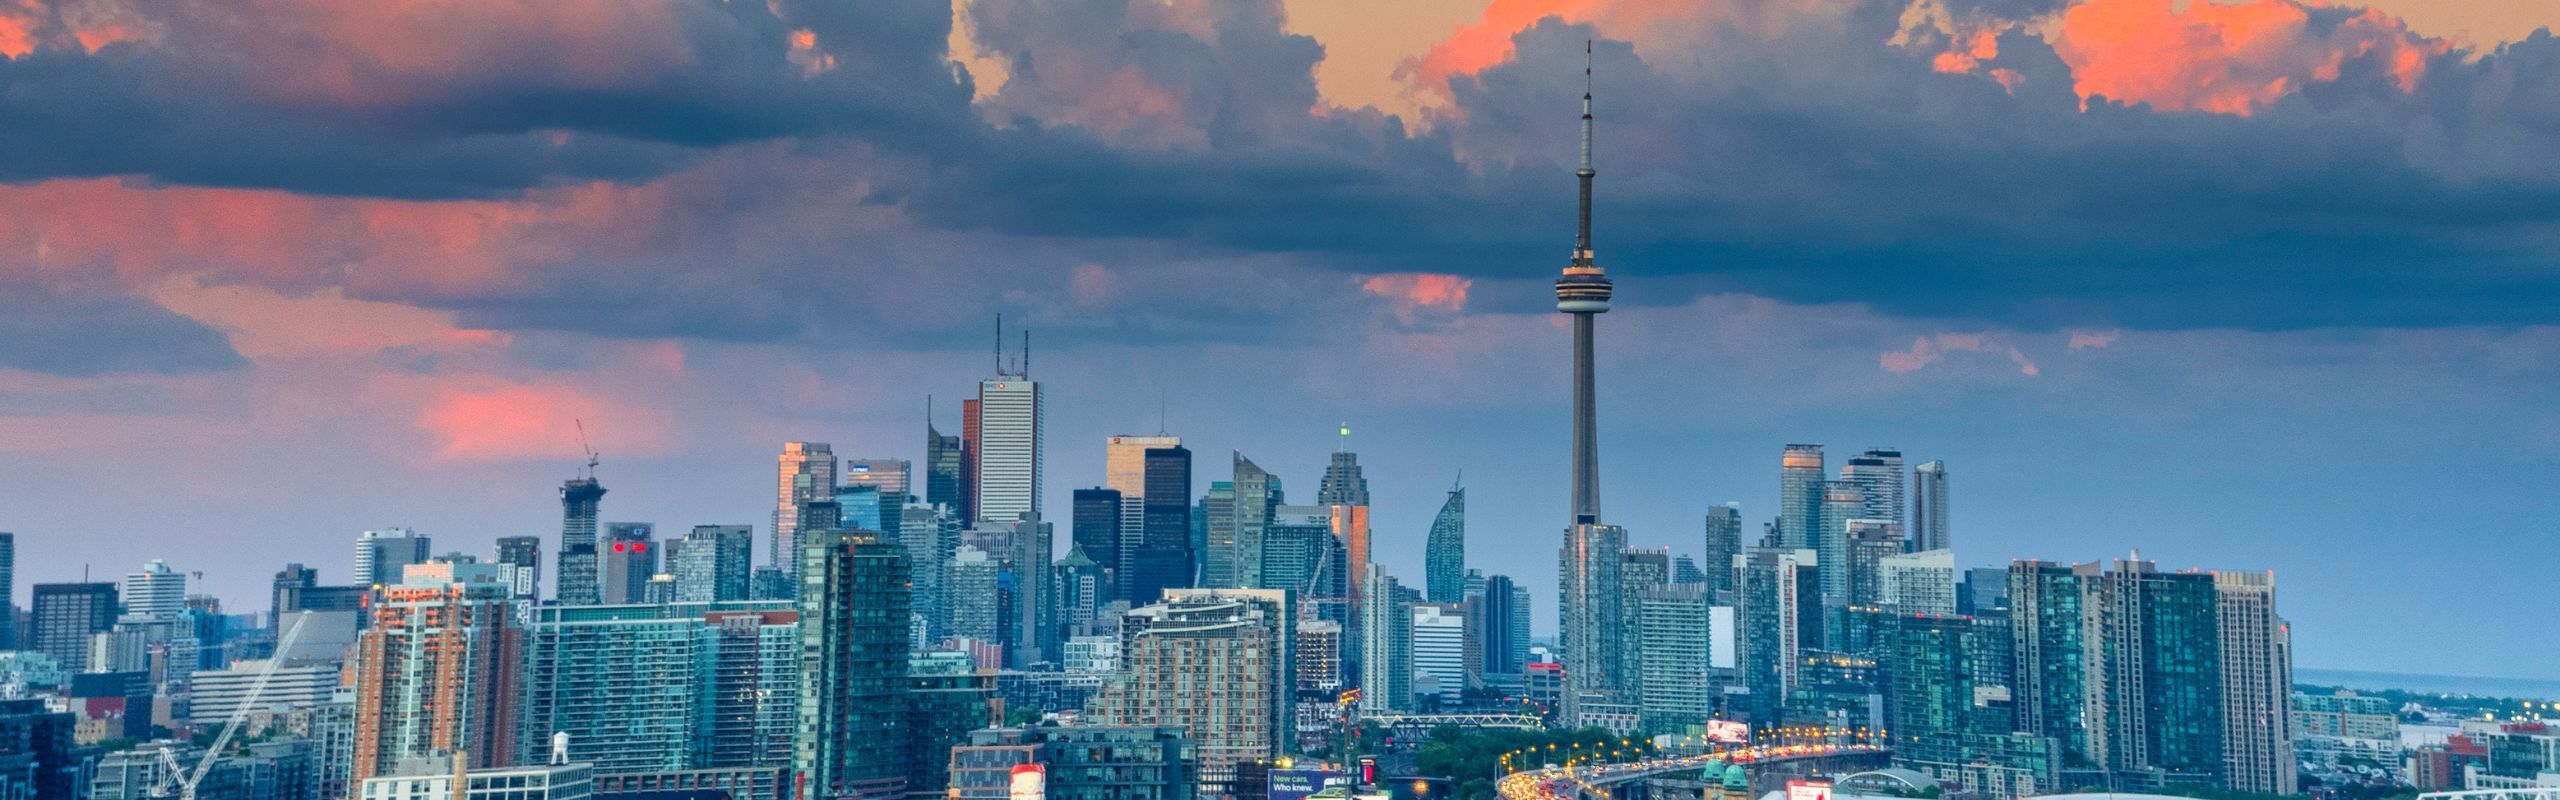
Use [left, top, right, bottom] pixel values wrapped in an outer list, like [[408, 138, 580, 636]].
[[1157, 391, 1168, 436], [994, 314, 1005, 375], [1337, 421, 1350, 453], [1022, 329, 1031, 377], [1453, 471, 1464, 493], [574, 419, 600, 478], [926, 394, 934, 427]]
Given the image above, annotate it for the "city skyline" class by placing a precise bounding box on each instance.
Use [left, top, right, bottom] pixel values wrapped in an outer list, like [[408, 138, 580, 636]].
[[3, 0, 2559, 688]]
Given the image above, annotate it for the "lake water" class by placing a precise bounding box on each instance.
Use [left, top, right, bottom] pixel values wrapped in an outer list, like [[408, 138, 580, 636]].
[[2297, 667, 2560, 700]]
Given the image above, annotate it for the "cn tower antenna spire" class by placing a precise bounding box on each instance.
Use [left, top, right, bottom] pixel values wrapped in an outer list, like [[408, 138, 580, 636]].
[[1576, 39, 1594, 260]]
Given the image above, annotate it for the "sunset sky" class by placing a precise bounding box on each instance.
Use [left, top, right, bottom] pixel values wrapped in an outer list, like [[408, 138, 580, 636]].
[[3, 0, 2557, 678]]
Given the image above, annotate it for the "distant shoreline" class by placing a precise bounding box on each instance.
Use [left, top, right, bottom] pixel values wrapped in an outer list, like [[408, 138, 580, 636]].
[[2298, 667, 2560, 700]]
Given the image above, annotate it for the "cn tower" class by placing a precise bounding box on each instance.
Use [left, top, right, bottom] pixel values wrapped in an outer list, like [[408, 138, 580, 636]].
[[1555, 42, 1627, 724]]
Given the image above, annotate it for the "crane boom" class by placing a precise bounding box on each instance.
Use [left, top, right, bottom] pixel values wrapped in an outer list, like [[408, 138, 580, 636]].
[[176, 613, 311, 800]]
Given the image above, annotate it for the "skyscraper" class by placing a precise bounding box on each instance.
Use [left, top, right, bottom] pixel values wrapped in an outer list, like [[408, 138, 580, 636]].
[[1229, 454, 1276, 590], [515, 600, 797, 773], [1358, 567, 1412, 714], [1553, 58, 1630, 723], [1841, 448, 1906, 528], [1703, 502, 1742, 597], [122, 560, 186, 620], [493, 536, 541, 602], [1635, 582, 1712, 733], [1773, 443, 1825, 546], [1465, 573, 1532, 682], [672, 525, 752, 602], [1125, 446, 1193, 605], [354, 528, 430, 588], [1424, 484, 1466, 604], [961, 399, 982, 527], [2006, 559, 2296, 792], [560, 472, 606, 602], [1201, 480, 1236, 588], [794, 528, 910, 798], [350, 561, 519, 784], [597, 523, 656, 605], [1878, 548, 1958, 615], [771, 442, 836, 584], [901, 502, 960, 643], [1411, 603, 1466, 708], [0, 533, 14, 650], [29, 583, 116, 669], [841, 458, 910, 534], [1913, 460, 1950, 552], [1735, 548, 1819, 725], [1070, 488, 1124, 601], [975, 332, 1041, 526], [556, 544, 600, 607], [926, 406, 969, 527], [2216, 572, 2296, 795], [1321, 447, 1374, 682], [1106, 435, 1181, 557], [1094, 588, 1289, 787], [1816, 481, 1866, 648], [1005, 514, 1056, 668]]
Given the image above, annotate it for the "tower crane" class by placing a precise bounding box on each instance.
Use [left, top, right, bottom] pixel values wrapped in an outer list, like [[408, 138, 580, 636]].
[[154, 612, 311, 799]]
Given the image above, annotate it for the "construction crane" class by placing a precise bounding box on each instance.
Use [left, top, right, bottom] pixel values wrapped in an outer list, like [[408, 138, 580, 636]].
[[154, 612, 311, 799], [574, 418, 600, 477]]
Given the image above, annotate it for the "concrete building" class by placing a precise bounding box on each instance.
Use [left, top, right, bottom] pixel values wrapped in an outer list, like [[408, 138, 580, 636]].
[[1635, 582, 1712, 733], [1411, 603, 1465, 708], [516, 601, 797, 774], [349, 562, 519, 785], [1879, 549, 1958, 616], [671, 525, 753, 603], [357, 756, 592, 800], [29, 582, 117, 670], [1093, 588, 1290, 783], [947, 725, 1192, 799]]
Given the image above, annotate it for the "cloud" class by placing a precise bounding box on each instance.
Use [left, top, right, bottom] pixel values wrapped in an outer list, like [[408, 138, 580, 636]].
[[1362, 272, 1474, 325], [1881, 331, 2038, 376], [418, 379, 671, 462], [0, 287, 243, 376], [2054, 0, 2448, 115], [2069, 328, 2124, 349], [145, 278, 511, 361]]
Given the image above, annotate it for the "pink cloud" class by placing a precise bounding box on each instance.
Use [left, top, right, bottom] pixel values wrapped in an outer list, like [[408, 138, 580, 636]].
[[145, 278, 509, 361], [2055, 0, 2447, 115], [1361, 272, 1472, 325], [418, 380, 671, 462], [1881, 332, 2038, 376], [2069, 329, 2125, 350], [0, 177, 667, 299]]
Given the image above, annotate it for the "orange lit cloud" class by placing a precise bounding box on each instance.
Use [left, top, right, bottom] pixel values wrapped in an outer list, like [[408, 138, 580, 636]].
[[1397, 0, 1751, 98], [0, 177, 664, 298], [1881, 332, 2038, 376], [144, 278, 509, 361], [2055, 0, 2447, 115], [1362, 272, 1472, 323], [418, 380, 670, 462]]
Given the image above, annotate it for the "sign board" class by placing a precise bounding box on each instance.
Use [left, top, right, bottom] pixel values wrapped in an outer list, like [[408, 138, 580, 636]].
[[1708, 720, 1751, 744], [1787, 780, 1833, 800], [1009, 763, 1045, 800], [1268, 769, 1348, 800]]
